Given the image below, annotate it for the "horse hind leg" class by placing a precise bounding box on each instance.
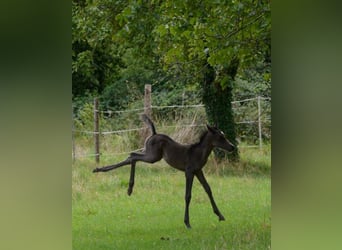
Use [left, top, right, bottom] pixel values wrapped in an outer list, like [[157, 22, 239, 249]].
[[129, 148, 163, 164], [126, 150, 162, 196], [93, 157, 132, 172]]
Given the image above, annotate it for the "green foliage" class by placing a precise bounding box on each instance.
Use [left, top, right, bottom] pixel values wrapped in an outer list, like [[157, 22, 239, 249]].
[[73, 102, 94, 130], [72, 0, 271, 161], [72, 0, 125, 98], [72, 0, 270, 97], [152, 0, 270, 78], [234, 59, 271, 100]]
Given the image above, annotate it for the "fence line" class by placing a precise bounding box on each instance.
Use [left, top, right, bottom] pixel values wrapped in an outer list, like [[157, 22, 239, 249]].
[[235, 120, 258, 124], [72, 88, 271, 162], [101, 127, 145, 135], [100, 108, 145, 114], [152, 104, 205, 109], [161, 124, 206, 129], [231, 96, 270, 104], [73, 124, 207, 136], [73, 111, 268, 136], [75, 148, 145, 159], [98, 104, 204, 115], [96, 97, 271, 114]]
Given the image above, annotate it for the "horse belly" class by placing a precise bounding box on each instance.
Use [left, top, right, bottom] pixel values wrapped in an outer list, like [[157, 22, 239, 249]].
[[163, 152, 186, 171]]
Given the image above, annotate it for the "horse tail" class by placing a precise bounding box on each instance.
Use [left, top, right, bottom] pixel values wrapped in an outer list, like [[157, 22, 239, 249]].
[[141, 114, 157, 135]]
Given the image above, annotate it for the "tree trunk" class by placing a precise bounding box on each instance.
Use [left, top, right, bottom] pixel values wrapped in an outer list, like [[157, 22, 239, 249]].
[[202, 58, 239, 162]]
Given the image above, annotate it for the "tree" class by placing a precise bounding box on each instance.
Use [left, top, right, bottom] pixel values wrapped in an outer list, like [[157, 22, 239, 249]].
[[202, 55, 240, 161], [151, 0, 271, 161]]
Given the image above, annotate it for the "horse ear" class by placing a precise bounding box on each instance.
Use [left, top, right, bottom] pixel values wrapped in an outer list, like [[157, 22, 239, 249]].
[[206, 124, 215, 133]]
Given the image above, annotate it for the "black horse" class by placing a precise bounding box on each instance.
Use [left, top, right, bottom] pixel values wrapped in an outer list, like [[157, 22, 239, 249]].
[[93, 114, 235, 228]]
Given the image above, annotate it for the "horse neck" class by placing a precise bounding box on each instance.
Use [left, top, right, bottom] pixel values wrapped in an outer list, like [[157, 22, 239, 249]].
[[196, 132, 214, 158]]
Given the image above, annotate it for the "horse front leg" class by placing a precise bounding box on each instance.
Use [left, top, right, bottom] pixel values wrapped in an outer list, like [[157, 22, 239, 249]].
[[184, 169, 194, 229], [195, 170, 225, 221], [127, 161, 136, 196]]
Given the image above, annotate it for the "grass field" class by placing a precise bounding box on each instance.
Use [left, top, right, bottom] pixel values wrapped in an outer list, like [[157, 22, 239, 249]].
[[72, 146, 271, 249]]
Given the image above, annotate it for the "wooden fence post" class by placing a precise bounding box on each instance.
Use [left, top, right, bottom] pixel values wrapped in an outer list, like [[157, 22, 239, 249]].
[[257, 96, 263, 149], [144, 84, 152, 117], [94, 98, 100, 164], [141, 84, 152, 142]]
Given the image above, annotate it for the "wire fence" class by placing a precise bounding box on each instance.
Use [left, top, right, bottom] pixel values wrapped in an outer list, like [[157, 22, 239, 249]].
[[72, 89, 271, 163]]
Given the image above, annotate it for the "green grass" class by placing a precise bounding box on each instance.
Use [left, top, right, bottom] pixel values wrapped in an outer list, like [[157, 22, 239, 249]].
[[73, 146, 271, 250]]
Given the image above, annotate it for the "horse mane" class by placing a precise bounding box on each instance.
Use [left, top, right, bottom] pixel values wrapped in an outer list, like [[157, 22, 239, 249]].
[[194, 130, 209, 146]]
